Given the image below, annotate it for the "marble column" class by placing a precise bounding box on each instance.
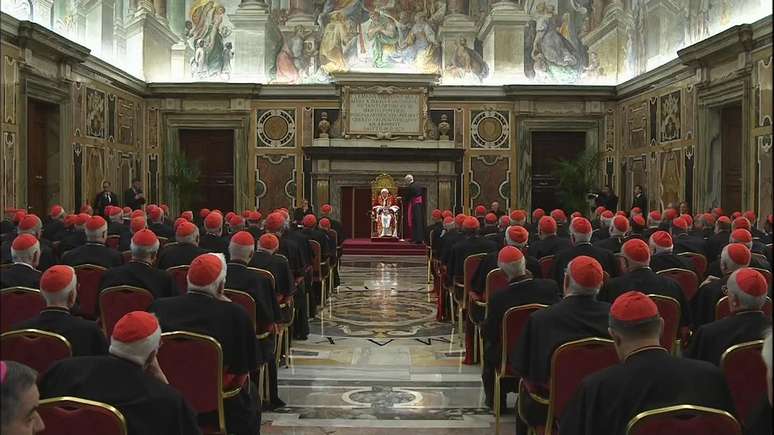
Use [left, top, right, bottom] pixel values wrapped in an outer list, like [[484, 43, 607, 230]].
[[31, 0, 54, 27], [229, 0, 273, 82], [125, 5, 178, 80], [478, 4, 531, 83], [75, 0, 116, 60], [285, 0, 315, 27]]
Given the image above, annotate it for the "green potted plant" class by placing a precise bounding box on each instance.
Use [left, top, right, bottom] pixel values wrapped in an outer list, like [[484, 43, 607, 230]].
[[551, 149, 603, 215], [167, 152, 201, 212]]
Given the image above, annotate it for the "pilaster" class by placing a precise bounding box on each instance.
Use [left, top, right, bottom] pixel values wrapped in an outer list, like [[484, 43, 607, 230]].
[[478, 6, 531, 84], [125, 7, 178, 81], [229, 1, 272, 83]]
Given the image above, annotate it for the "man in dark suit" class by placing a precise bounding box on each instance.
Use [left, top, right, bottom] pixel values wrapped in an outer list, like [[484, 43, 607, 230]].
[[600, 238, 691, 327], [560, 292, 735, 435], [199, 212, 229, 257], [99, 229, 177, 299], [531, 216, 571, 259], [631, 184, 647, 212], [11, 265, 107, 356], [472, 225, 541, 296], [42, 205, 67, 241], [554, 217, 618, 284], [687, 268, 771, 366], [147, 207, 174, 240], [511, 256, 611, 433], [482, 246, 560, 410], [1, 214, 57, 271], [593, 215, 629, 254], [149, 253, 259, 435], [93, 180, 120, 217], [157, 221, 208, 270], [648, 230, 695, 273], [123, 178, 145, 211], [62, 216, 122, 268], [706, 216, 732, 263], [672, 216, 707, 256], [0, 234, 42, 289]]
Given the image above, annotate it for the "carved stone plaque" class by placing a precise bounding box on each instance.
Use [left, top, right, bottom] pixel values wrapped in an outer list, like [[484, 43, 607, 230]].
[[341, 86, 428, 139]]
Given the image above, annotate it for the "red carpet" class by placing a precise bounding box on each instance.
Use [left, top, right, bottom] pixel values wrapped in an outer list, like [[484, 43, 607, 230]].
[[342, 238, 427, 256]]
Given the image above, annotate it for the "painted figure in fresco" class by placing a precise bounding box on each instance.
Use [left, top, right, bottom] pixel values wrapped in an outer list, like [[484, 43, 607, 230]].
[[526, 2, 583, 83], [402, 12, 440, 73], [447, 36, 489, 82], [366, 10, 399, 68], [320, 12, 359, 73], [191, 39, 206, 78], [221, 42, 234, 80], [188, 0, 233, 79]]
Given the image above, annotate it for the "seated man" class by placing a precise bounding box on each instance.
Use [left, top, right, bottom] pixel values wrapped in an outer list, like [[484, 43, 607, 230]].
[[12, 265, 107, 356], [40, 311, 201, 435], [554, 217, 618, 284], [672, 216, 707, 256], [472, 225, 541, 297], [482, 246, 560, 410], [511, 256, 611, 433], [62, 216, 122, 268], [591, 210, 613, 243], [147, 207, 174, 240], [0, 234, 42, 289], [707, 229, 770, 277], [705, 216, 732, 263], [250, 233, 294, 297], [1, 214, 57, 271], [373, 188, 399, 238], [157, 221, 208, 270], [593, 215, 629, 253], [119, 215, 147, 251], [301, 214, 331, 261], [149, 253, 259, 435], [42, 204, 66, 241], [226, 231, 284, 410], [530, 216, 571, 259], [99, 229, 177, 299], [648, 231, 694, 273], [446, 217, 498, 283], [559, 292, 735, 435], [106, 205, 127, 237], [687, 268, 771, 366], [199, 212, 229, 257], [56, 213, 88, 256], [600, 239, 690, 328], [692, 243, 751, 328], [1, 361, 46, 434]]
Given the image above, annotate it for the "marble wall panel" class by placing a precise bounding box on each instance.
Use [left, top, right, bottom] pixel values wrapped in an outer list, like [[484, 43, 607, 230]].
[[757, 57, 773, 127], [256, 154, 296, 211], [658, 149, 682, 209], [626, 101, 648, 149], [470, 155, 509, 209], [470, 110, 510, 149], [659, 90, 681, 143], [257, 109, 297, 148], [757, 135, 772, 224]]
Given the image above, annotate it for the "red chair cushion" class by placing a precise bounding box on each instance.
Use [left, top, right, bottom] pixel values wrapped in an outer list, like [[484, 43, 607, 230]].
[[158, 336, 221, 413], [100, 289, 154, 337], [73, 267, 106, 319], [650, 296, 679, 352], [168, 267, 189, 295], [1, 333, 71, 375], [38, 400, 125, 435], [1, 290, 45, 332], [551, 340, 618, 419], [723, 343, 767, 423]]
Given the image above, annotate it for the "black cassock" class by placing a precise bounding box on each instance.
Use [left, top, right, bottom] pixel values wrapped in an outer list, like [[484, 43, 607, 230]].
[[553, 243, 619, 284], [745, 398, 772, 435], [61, 242, 123, 269], [650, 251, 695, 273], [600, 267, 691, 327], [472, 251, 541, 295], [12, 307, 107, 356], [157, 243, 209, 270], [530, 235, 572, 260], [691, 275, 727, 328], [40, 355, 201, 435], [199, 233, 229, 257], [0, 263, 41, 289], [149, 292, 259, 435], [99, 261, 178, 299], [558, 347, 736, 435], [445, 235, 498, 281], [250, 251, 294, 297], [404, 182, 425, 243], [686, 310, 771, 366]]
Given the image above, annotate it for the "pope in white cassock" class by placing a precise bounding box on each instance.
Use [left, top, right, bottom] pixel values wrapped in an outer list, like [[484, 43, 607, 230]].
[[373, 188, 399, 238]]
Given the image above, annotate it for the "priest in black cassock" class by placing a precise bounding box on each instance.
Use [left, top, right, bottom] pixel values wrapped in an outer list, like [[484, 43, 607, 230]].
[[61, 216, 122, 269], [40, 311, 201, 435], [250, 233, 295, 298], [472, 225, 541, 296], [687, 268, 771, 366], [691, 243, 751, 329], [559, 291, 736, 435], [149, 253, 259, 435], [156, 221, 208, 270], [0, 234, 42, 289], [404, 174, 425, 244], [11, 265, 107, 356]]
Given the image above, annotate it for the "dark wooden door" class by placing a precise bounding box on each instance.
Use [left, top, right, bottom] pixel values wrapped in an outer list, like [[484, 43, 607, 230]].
[[720, 105, 742, 212], [27, 100, 57, 216], [531, 131, 586, 212], [179, 129, 234, 212], [340, 186, 376, 239]]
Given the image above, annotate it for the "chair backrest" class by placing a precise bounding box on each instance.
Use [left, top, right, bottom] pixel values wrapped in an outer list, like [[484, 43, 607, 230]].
[[99, 286, 154, 337], [224, 289, 257, 331], [715, 296, 773, 321], [677, 252, 708, 279], [626, 404, 741, 435], [500, 304, 547, 376], [463, 253, 487, 301], [157, 331, 226, 434], [751, 267, 772, 288], [657, 268, 700, 301], [157, 236, 169, 246], [248, 267, 276, 292], [484, 267, 509, 307], [166, 265, 190, 295], [546, 337, 618, 434], [1, 287, 46, 332], [539, 255, 556, 280], [73, 264, 108, 319], [721, 340, 766, 424], [0, 329, 72, 375], [308, 240, 322, 280], [38, 396, 128, 435], [105, 235, 121, 250], [648, 294, 680, 352]]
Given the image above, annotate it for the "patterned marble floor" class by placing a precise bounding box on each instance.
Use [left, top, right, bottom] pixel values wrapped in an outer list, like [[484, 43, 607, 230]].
[[263, 255, 518, 434]]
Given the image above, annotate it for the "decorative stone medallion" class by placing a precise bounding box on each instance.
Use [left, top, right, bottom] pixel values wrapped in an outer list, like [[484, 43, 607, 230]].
[[471, 110, 509, 148], [257, 109, 295, 147]]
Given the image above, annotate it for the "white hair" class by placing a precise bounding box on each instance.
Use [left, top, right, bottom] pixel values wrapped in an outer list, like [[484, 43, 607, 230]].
[[648, 238, 673, 254], [187, 253, 227, 295], [405, 174, 414, 183], [498, 258, 526, 280], [564, 260, 601, 296], [176, 227, 199, 245], [720, 245, 750, 274], [42, 272, 77, 306], [85, 225, 108, 242], [727, 269, 767, 310], [130, 241, 159, 260], [380, 188, 389, 194], [570, 228, 592, 244], [109, 318, 161, 366], [228, 243, 253, 262], [10, 243, 40, 265]]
